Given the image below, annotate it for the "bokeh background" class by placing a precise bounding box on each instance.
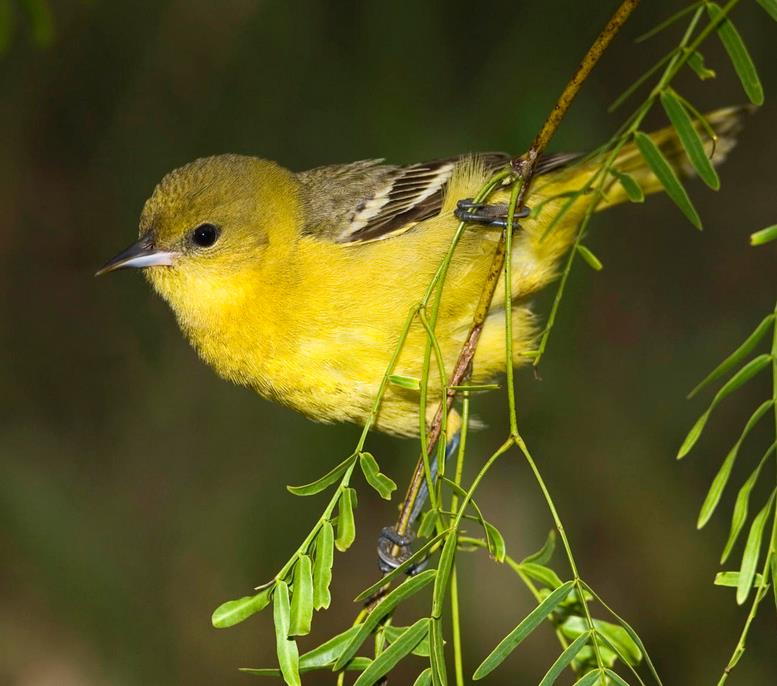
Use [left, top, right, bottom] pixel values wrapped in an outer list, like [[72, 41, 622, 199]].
[[1, 1, 776, 684]]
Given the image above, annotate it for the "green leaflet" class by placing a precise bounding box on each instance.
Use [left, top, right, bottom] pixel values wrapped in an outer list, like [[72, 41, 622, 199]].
[[353, 618, 430, 686], [678, 354, 772, 459], [687, 51, 716, 80], [750, 225, 777, 246], [576, 244, 604, 271], [660, 90, 719, 190], [714, 571, 765, 588], [211, 587, 272, 628], [757, 0, 777, 22], [273, 581, 301, 686], [333, 570, 436, 670], [538, 631, 591, 686], [609, 169, 645, 203], [697, 400, 774, 529], [633, 131, 701, 229], [287, 453, 357, 496], [359, 451, 397, 500], [707, 3, 764, 105], [736, 493, 775, 605], [312, 521, 334, 610], [721, 443, 775, 563], [335, 487, 356, 551], [688, 314, 774, 398], [473, 580, 574, 680], [289, 555, 313, 636], [413, 668, 433, 686], [522, 530, 557, 565]]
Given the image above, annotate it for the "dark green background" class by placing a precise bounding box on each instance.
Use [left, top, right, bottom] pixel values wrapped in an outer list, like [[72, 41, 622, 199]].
[[1, 1, 775, 684]]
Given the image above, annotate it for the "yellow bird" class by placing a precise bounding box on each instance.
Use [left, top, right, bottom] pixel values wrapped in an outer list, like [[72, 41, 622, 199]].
[[99, 109, 743, 439]]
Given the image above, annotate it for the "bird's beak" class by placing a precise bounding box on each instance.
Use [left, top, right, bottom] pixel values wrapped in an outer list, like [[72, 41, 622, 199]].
[[96, 234, 178, 276]]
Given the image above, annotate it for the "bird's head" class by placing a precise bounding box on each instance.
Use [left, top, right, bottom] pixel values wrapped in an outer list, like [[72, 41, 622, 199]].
[[97, 154, 300, 317]]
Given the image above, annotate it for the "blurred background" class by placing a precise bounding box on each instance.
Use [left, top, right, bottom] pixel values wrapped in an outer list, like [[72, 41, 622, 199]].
[[1, 1, 776, 684]]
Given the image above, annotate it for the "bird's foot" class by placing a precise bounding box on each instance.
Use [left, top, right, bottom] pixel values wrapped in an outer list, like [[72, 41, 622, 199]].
[[454, 199, 530, 228], [376, 526, 428, 574]]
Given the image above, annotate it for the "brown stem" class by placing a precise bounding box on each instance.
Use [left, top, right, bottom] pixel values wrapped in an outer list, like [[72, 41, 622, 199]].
[[391, 0, 641, 545]]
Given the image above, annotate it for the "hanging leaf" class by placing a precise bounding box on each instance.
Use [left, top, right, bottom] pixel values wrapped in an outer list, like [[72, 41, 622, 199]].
[[359, 452, 397, 500], [610, 169, 645, 202], [750, 225, 777, 246], [335, 488, 357, 552], [429, 618, 448, 685], [522, 530, 557, 565], [484, 521, 507, 562], [334, 570, 436, 670], [287, 454, 357, 496], [707, 3, 764, 105], [289, 555, 314, 636], [634, 131, 701, 229], [312, 522, 334, 610], [576, 245, 604, 271], [721, 443, 774, 563], [413, 668, 433, 686], [538, 631, 591, 686], [273, 581, 301, 686], [688, 315, 775, 398], [687, 51, 716, 80], [736, 494, 774, 605], [604, 669, 631, 686], [697, 400, 774, 528], [756, 0, 777, 22], [473, 580, 574, 679], [714, 571, 765, 588], [384, 624, 431, 657], [211, 587, 272, 628], [572, 671, 605, 686], [660, 90, 719, 189], [518, 562, 564, 589], [353, 618, 430, 686], [389, 374, 421, 390]]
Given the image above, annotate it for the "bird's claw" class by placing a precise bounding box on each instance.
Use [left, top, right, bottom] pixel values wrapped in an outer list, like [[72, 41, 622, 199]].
[[454, 198, 531, 228], [376, 527, 428, 574]]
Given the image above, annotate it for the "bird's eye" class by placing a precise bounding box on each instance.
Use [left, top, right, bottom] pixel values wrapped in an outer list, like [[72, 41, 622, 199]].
[[191, 223, 220, 248]]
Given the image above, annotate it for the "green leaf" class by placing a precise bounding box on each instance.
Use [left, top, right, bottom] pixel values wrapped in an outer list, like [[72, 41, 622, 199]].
[[417, 508, 439, 538], [211, 587, 272, 628], [429, 618, 448, 686], [273, 581, 301, 686], [335, 488, 356, 552], [660, 90, 719, 190], [522, 530, 556, 565], [473, 580, 574, 680], [518, 562, 563, 589], [413, 668, 433, 686], [576, 245, 604, 271], [433, 530, 458, 617], [707, 3, 764, 105], [679, 354, 772, 459], [359, 452, 397, 500], [334, 570, 436, 670], [539, 631, 591, 686], [240, 656, 371, 678], [353, 618, 430, 686], [697, 400, 774, 528], [604, 668, 631, 686], [312, 522, 334, 610], [287, 454, 357, 496], [384, 625, 431, 657], [355, 530, 449, 602], [736, 493, 774, 604], [484, 521, 506, 562], [610, 169, 644, 203], [687, 51, 716, 80], [721, 443, 775, 563], [289, 555, 313, 636], [676, 410, 710, 460], [750, 225, 777, 246], [688, 315, 775, 398], [714, 571, 765, 588], [633, 131, 701, 229], [580, 582, 663, 686], [298, 625, 361, 669], [572, 671, 605, 686], [561, 617, 642, 666], [389, 374, 421, 390], [757, 0, 777, 22]]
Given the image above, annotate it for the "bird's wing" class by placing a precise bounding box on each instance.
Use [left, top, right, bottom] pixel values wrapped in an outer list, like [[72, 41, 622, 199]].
[[297, 153, 576, 244]]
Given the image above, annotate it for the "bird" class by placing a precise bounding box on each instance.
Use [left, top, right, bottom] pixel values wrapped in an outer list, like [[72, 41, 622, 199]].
[[98, 108, 744, 442]]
